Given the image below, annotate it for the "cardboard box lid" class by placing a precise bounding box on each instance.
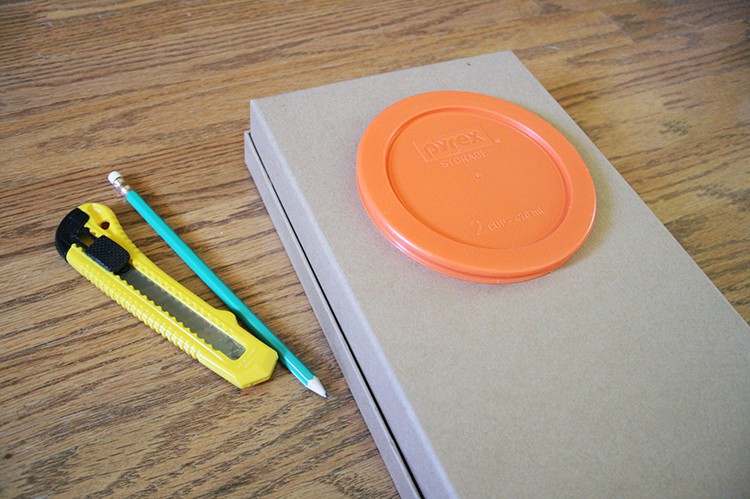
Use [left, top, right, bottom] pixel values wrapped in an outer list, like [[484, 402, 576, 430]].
[[248, 51, 750, 497]]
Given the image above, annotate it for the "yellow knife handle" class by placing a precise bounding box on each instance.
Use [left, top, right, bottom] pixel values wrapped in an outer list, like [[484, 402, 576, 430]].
[[56, 203, 278, 388]]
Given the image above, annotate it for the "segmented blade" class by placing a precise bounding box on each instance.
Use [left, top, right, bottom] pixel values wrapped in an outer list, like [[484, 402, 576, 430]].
[[120, 266, 246, 360]]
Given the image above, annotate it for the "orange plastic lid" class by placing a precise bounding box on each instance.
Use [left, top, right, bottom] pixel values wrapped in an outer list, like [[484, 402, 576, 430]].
[[356, 91, 596, 283]]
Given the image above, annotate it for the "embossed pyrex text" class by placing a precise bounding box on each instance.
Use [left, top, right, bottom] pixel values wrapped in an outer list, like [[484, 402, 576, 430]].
[[415, 128, 489, 162]]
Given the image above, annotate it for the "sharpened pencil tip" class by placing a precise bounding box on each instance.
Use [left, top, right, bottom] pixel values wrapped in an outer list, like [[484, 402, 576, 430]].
[[307, 376, 328, 399]]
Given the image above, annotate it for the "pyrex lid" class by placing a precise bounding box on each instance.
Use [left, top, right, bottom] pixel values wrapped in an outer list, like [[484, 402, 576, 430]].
[[356, 91, 596, 283]]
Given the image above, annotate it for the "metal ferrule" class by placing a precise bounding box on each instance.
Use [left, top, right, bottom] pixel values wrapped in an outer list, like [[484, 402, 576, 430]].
[[111, 176, 131, 197]]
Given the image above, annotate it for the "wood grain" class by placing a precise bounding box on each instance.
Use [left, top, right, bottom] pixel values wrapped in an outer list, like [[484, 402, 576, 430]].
[[1, 1, 747, 497]]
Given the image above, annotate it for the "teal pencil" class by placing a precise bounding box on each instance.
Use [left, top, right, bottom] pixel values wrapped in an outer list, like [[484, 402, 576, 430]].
[[108, 171, 327, 398]]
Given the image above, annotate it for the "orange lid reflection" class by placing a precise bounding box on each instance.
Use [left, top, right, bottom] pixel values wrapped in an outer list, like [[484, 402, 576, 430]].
[[356, 91, 596, 283]]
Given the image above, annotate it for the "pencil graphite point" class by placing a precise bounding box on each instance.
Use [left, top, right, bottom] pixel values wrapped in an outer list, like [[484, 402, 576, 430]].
[[307, 376, 328, 399]]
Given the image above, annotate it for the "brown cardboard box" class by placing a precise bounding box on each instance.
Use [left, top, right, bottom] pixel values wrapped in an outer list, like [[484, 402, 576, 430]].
[[245, 51, 750, 498]]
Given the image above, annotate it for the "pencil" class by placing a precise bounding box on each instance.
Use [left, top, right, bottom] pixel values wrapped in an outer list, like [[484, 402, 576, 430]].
[[108, 171, 327, 398]]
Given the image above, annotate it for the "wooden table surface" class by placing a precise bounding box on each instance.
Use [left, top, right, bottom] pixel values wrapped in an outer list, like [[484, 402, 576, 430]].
[[2, 1, 748, 497]]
